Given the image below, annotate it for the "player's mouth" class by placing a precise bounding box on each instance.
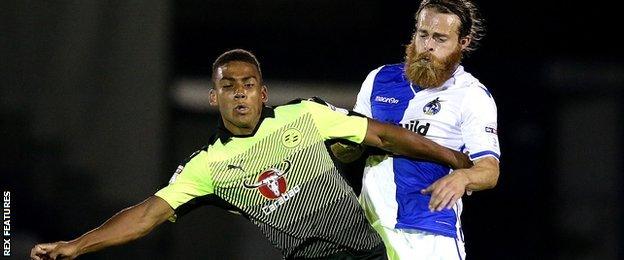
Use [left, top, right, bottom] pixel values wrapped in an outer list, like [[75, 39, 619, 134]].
[[234, 104, 250, 114], [418, 57, 431, 64]]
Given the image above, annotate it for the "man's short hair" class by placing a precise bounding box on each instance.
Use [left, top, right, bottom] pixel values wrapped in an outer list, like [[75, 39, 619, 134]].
[[212, 49, 262, 81], [415, 0, 486, 54]]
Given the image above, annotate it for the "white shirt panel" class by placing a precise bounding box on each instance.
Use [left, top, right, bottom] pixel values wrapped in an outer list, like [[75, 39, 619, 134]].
[[353, 66, 383, 116]]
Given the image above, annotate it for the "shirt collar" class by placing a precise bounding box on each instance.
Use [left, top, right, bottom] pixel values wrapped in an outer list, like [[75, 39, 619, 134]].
[[440, 65, 464, 89], [402, 64, 465, 91], [214, 106, 275, 144]]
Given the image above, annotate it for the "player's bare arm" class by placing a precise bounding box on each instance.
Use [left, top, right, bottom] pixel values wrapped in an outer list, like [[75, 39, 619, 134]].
[[421, 157, 499, 211], [362, 118, 472, 170], [30, 196, 174, 260]]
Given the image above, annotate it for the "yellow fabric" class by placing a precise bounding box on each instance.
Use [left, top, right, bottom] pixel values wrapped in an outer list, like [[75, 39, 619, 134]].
[[303, 101, 368, 144], [154, 151, 214, 221]]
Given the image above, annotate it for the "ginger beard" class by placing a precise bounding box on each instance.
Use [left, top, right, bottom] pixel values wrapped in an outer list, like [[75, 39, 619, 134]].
[[404, 38, 463, 89]]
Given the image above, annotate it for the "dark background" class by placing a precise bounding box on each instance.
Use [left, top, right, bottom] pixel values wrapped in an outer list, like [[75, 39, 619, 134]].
[[2, 1, 622, 259]]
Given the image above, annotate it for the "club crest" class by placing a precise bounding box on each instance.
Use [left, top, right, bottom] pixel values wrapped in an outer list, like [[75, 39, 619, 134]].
[[423, 97, 443, 115]]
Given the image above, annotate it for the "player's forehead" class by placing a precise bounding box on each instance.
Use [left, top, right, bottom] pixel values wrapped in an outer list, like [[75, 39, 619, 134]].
[[215, 61, 261, 81], [416, 8, 461, 36]]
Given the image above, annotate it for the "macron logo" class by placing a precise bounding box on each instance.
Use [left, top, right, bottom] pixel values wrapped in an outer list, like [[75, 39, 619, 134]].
[[374, 96, 399, 104]]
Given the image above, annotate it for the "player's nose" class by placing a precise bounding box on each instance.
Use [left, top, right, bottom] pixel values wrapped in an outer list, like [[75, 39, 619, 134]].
[[233, 84, 246, 99], [423, 38, 435, 51]]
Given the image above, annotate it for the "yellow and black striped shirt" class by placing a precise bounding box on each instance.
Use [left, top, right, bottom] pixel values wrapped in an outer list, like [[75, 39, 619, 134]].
[[155, 98, 382, 258]]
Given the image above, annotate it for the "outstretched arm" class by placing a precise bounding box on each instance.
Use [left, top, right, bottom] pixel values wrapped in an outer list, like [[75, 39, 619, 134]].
[[362, 118, 471, 169], [31, 196, 174, 260]]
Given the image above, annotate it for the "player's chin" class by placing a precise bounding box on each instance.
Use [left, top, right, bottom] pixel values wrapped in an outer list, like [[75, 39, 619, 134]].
[[230, 117, 252, 128]]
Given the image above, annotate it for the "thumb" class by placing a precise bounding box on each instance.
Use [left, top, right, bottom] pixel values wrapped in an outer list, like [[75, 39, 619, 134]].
[[421, 185, 433, 194]]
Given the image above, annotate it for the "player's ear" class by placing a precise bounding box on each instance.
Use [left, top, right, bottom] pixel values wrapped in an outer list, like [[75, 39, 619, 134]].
[[459, 36, 471, 50], [260, 85, 268, 103], [209, 88, 218, 106]]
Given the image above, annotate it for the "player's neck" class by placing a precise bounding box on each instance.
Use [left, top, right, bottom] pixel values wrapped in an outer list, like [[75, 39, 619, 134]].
[[222, 116, 261, 136]]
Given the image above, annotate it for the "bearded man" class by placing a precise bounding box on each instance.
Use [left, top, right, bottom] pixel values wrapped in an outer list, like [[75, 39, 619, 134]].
[[335, 0, 501, 259]]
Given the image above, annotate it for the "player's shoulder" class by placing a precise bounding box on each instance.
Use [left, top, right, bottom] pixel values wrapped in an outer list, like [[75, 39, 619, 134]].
[[277, 97, 318, 110], [279, 97, 356, 119], [177, 145, 209, 165], [378, 63, 403, 72], [363, 63, 404, 79], [273, 97, 326, 114], [369, 63, 405, 82], [453, 67, 493, 99], [283, 97, 345, 111]]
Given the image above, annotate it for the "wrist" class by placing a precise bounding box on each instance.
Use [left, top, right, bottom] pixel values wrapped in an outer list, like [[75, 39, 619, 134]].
[[455, 170, 472, 187], [449, 150, 470, 169], [69, 237, 87, 256]]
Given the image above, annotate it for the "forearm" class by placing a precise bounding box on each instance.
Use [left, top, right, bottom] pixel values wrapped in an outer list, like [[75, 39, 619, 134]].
[[463, 157, 499, 191], [70, 196, 172, 256], [364, 119, 470, 169]]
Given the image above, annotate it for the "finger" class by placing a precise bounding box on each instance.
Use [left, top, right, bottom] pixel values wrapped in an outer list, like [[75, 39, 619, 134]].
[[428, 180, 450, 210], [49, 251, 60, 260], [421, 185, 433, 194], [434, 192, 452, 211], [445, 193, 461, 210], [30, 247, 43, 260], [431, 188, 452, 211], [39, 243, 58, 252], [436, 191, 456, 211], [31, 244, 50, 258], [422, 179, 443, 195], [428, 188, 446, 211]]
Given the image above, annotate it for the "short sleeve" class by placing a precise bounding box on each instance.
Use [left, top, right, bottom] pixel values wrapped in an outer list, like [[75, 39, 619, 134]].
[[353, 66, 383, 117], [303, 100, 368, 144], [155, 150, 214, 221], [460, 85, 501, 161]]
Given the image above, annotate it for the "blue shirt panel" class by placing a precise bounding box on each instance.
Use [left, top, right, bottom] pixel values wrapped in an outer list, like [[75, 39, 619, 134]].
[[370, 63, 458, 238]]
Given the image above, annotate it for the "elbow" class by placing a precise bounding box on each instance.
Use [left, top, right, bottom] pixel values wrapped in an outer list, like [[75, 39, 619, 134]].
[[364, 119, 399, 154], [135, 221, 153, 238], [486, 169, 500, 189], [375, 135, 396, 153], [126, 205, 161, 240], [124, 217, 158, 242], [136, 214, 161, 238]]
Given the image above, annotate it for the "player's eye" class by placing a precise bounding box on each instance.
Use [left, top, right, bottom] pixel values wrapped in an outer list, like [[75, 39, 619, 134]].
[[244, 83, 254, 88]]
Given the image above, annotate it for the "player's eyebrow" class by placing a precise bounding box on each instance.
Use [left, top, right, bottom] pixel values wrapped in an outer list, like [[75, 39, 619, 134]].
[[220, 76, 257, 81], [433, 32, 449, 38], [416, 29, 450, 38]]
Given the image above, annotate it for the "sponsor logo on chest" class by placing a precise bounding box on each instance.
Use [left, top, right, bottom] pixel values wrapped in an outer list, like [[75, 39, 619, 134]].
[[242, 160, 301, 215], [374, 96, 400, 104], [400, 120, 430, 136]]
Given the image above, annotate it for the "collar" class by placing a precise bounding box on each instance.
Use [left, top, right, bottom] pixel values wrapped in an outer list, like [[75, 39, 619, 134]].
[[415, 65, 466, 92], [214, 106, 275, 144], [402, 64, 465, 92], [440, 65, 464, 89]]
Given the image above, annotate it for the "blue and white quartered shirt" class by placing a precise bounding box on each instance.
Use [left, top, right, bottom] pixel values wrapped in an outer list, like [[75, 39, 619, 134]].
[[354, 63, 500, 238]]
